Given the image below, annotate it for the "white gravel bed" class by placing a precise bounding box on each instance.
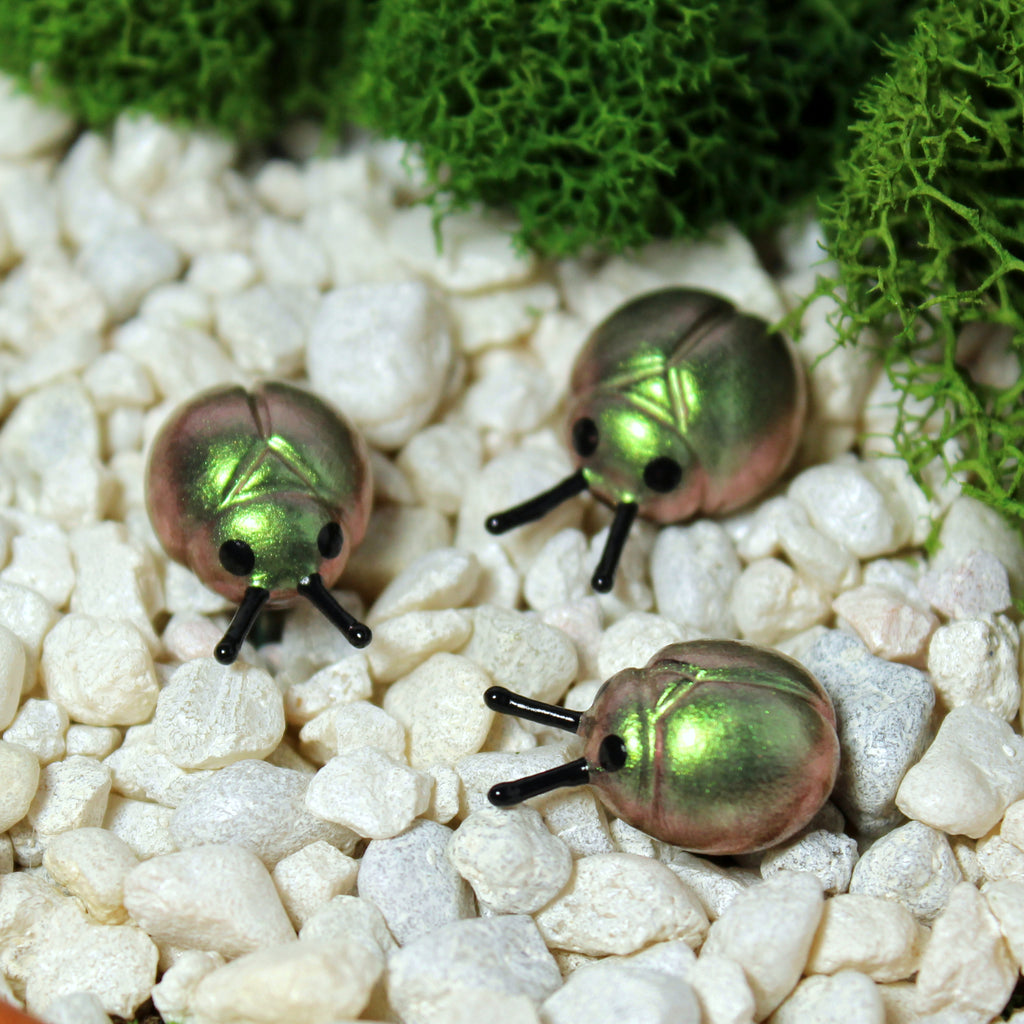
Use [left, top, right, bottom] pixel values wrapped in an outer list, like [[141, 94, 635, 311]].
[[0, 75, 1023, 1024]]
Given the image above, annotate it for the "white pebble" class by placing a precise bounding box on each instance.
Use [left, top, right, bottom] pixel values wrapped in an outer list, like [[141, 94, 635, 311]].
[[984, 879, 1024, 969], [253, 215, 330, 290], [920, 550, 1012, 618], [915, 882, 1016, 1021], [761, 830, 859, 896], [7, 329, 102, 399], [282, 654, 372, 725], [701, 871, 824, 1019], [24, 905, 158, 1020], [778, 517, 860, 594], [387, 915, 560, 1024], [368, 547, 479, 623], [42, 827, 138, 925], [596, 612, 689, 680], [540, 789, 615, 858], [397, 423, 484, 516], [463, 349, 556, 435], [307, 281, 453, 449], [449, 281, 559, 353], [849, 821, 962, 922], [0, 740, 40, 832], [0, 582, 59, 695], [28, 755, 111, 838], [40, 991, 111, 1024], [0, 74, 75, 158], [271, 840, 358, 928], [650, 521, 741, 635], [108, 114, 184, 197], [685, 952, 756, 1024], [366, 608, 474, 684], [731, 558, 830, 644], [535, 852, 708, 956], [154, 659, 285, 770], [150, 950, 223, 1024], [299, 700, 406, 765], [769, 971, 883, 1024], [789, 463, 900, 558], [523, 529, 590, 612], [661, 849, 757, 921], [190, 938, 381, 1024], [462, 604, 578, 704], [0, 624, 25, 729], [357, 819, 475, 944], [543, 961, 700, 1024], [455, 744, 572, 817], [3, 698, 67, 764], [102, 796, 176, 860], [976, 831, 1024, 884], [304, 747, 431, 839], [253, 160, 307, 217], [170, 759, 356, 866], [806, 893, 923, 982], [447, 806, 572, 914], [41, 614, 159, 727], [932, 496, 1024, 597], [123, 845, 295, 958], [0, 167, 61, 256], [896, 705, 1024, 838], [832, 584, 937, 666], [103, 725, 212, 808], [83, 350, 154, 415], [929, 615, 1020, 720], [76, 227, 182, 322], [299, 893, 396, 956], [383, 653, 493, 768]]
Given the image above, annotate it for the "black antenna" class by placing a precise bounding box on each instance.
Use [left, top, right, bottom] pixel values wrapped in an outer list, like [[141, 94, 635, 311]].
[[297, 574, 372, 648], [591, 502, 638, 592], [215, 586, 270, 664], [485, 469, 588, 534], [488, 758, 590, 806], [484, 686, 582, 733]]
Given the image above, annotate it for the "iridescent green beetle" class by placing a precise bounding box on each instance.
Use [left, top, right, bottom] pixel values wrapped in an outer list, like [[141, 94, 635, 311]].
[[486, 288, 805, 591], [146, 381, 372, 664], [486, 640, 839, 855]]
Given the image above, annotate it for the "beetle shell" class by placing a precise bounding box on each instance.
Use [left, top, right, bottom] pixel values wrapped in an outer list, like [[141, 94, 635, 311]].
[[580, 639, 838, 854], [567, 288, 805, 522], [146, 382, 371, 604]]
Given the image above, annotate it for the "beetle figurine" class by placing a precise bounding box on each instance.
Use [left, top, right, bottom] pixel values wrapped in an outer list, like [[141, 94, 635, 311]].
[[146, 381, 373, 665], [485, 639, 839, 855], [485, 288, 806, 591]]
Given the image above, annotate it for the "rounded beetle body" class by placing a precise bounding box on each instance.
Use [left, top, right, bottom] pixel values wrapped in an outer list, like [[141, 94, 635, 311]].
[[486, 639, 839, 856], [567, 288, 805, 523], [579, 640, 838, 854], [147, 381, 372, 604]]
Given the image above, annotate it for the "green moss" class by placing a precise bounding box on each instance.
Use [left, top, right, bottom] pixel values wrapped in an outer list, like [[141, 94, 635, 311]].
[[353, 0, 920, 256], [823, 0, 1024, 523], [0, 0, 373, 138]]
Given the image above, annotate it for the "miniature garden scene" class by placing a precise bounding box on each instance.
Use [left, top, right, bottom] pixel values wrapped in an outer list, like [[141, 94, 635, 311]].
[[0, 0, 1022, 1022]]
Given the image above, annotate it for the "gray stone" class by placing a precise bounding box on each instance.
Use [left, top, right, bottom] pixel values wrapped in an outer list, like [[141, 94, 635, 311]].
[[761, 829, 859, 896], [357, 819, 475, 945], [802, 631, 933, 837]]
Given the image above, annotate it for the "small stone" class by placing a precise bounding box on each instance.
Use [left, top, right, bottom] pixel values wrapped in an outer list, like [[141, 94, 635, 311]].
[[522, 529, 591, 613], [915, 882, 1016, 1021], [154, 659, 285, 770], [366, 608, 474, 684], [369, 547, 480, 623], [357, 819, 475, 945], [701, 871, 824, 1019], [170, 759, 357, 866], [976, 831, 1024, 884], [307, 281, 453, 449], [0, 624, 25, 729], [984, 879, 1024, 969], [383, 653, 494, 768], [42, 827, 138, 925], [927, 615, 1020, 720], [789, 463, 900, 558], [103, 726, 213, 808], [214, 284, 306, 376], [769, 971, 884, 1024], [397, 423, 483, 516], [387, 916, 560, 1024], [543, 961, 700, 1024], [806, 893, 923, 982], [0, 74, 75, 158], [650, 522, 741, 635], [40, 991, 112, 1024], [299, 894, 396, 960], [0, 741, 40, 832], [41, 614, 159, 727], [540, 789, 615, 858], [150, 950, 223, 1024], [447, 806, 572, 914], [271, 841, 359, 928], [685, 952, 756, 1024], [777, 518, 860, 595], [832, 585, 937, 666], [186, 249, 257, 296], [896, 704, 1024, 838], [123, 845, 296, 958], [0, 583, 59, 696], [253, 215, 330, 290], [449, 281, 559, 353], [596, 612, 690, 681], [802, 631, 934, 837], [919, 550, 1012, 618], [455, 745, 573, 817], [282, 654, 372, 726], [3, 699, 68, 765], [304, 747, 431, 839], [760, 830, 859, 896], [28, 756, 111, 838], [102, 796, 176, 860], [849, 821, 962, 922], [535, 852, 708, 956], [731, 559, 831, 644], [462, 604, 578, 704], [932, 497, 1024, 598], [299, 701, 406, 765], [660, 850, 757, 921], [191, 938, 381, 1024]]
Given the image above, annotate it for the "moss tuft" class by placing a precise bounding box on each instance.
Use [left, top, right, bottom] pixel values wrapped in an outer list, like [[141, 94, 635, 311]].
[[353, 0, 920, 256], [0, 0, 374, 139], [824, 0, 1024, 523]]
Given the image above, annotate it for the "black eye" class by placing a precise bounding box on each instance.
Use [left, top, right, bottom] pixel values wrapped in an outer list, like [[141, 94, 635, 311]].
[[219, 539, 255, 577], [317, 522, 343, 559], [571, 418, 599, 457], [598, 734, 628, 771], [643, 456, 683, 493]]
